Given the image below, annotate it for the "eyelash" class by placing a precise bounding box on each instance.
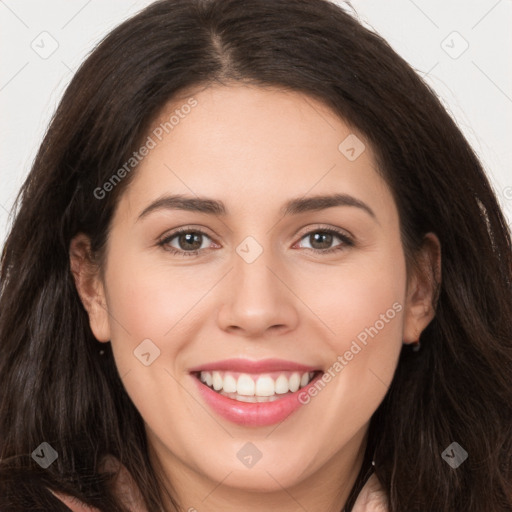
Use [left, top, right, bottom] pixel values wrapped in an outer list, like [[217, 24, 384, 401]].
[[157, 226, 354, 257]]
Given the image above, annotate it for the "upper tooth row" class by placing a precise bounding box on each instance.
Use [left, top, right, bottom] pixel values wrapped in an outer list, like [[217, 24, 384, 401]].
[[200, 371, 314, 396]]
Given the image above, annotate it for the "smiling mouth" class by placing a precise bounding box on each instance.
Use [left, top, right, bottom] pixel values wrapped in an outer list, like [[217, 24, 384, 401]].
[[191, 370, 324, 403]]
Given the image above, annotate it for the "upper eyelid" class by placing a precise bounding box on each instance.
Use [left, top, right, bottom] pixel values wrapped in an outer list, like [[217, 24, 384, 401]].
[[160, 226, 215, 243], [296, 224, 353, 240]]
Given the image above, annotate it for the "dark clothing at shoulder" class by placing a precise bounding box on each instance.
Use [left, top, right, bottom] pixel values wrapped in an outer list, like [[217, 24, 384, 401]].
[[0, 476, 74, 511]]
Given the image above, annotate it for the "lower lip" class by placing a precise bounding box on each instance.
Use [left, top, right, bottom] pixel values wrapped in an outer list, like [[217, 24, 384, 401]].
[[191, 372, 323, 427]]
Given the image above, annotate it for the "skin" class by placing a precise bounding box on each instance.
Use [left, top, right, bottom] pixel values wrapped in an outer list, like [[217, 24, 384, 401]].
[[70, 84, 440, 512]]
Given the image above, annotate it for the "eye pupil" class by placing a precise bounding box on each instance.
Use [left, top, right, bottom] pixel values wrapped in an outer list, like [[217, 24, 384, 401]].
[[179, 232, 202, 250], [311, 232, 333, 249]]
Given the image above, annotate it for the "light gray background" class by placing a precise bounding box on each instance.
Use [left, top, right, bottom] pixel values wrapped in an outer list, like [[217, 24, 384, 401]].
[[1, 0, 511, 250]]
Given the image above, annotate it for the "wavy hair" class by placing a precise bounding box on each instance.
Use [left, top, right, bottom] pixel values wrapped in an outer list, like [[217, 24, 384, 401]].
[[1, 0, 511, 510]]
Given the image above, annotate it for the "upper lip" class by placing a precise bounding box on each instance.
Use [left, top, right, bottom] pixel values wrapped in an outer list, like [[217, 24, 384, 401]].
[[188, 358, 322, 374]]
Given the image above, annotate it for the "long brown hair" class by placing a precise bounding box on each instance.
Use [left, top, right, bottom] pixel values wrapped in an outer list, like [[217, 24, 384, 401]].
[[1, 1, 511, 510]]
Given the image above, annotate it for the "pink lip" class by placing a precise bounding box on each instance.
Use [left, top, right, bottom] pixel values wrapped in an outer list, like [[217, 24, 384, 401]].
[[190, 371, 324, 427], [188, 358, 320, 374]]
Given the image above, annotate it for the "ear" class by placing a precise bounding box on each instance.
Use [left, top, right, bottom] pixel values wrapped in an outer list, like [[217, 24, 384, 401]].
[[69, 233, 111, 342], [402, 232, 441, 345]]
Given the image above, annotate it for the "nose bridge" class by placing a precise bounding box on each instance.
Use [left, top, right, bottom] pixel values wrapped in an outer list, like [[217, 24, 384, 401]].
[[233, 234, 281, 307], [217, 233, 298, 335]]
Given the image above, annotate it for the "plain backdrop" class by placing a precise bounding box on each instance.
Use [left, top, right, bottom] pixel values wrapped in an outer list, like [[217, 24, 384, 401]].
[[1, 0, 511, 250]]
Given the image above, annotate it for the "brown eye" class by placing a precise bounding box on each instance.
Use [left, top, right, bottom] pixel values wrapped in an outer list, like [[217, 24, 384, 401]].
[[296, 228, 354, 254], [308, 232, 335, 250], [175, 232, 204, 251], [158, 228, 213, 256]]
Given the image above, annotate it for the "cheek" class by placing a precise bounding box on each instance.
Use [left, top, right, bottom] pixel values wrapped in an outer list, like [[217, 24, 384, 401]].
[[306, 242, 406, 347], [331, 267, 405, 348], [101, 251, 197, 431], [102, 247, 226, 390], [298, 241, 406, 407], [101, 250, 183, 376], [105, 249, 206, 339]]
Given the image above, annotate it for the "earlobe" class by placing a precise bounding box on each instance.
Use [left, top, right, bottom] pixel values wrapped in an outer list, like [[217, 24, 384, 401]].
[[69, 233, 111, 342], [402, 232, 441, 345]]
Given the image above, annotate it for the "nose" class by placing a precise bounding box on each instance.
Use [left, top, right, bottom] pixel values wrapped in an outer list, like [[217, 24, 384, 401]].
[[217, 242, 300, 338]]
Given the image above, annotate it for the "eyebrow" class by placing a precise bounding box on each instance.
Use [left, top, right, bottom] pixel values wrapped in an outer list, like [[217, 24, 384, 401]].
[[137, 193, 377, 222]]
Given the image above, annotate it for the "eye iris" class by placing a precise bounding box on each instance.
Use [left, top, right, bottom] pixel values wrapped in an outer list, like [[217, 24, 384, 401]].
[[311, 232, 333, 249], [179, 232, 202, 250]]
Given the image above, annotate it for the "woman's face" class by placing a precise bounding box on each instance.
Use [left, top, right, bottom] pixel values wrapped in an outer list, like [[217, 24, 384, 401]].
[[72, 84, 437, 502]]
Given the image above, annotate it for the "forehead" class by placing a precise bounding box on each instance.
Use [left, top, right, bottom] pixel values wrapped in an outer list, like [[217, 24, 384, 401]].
[[118, 84, 395, 225]]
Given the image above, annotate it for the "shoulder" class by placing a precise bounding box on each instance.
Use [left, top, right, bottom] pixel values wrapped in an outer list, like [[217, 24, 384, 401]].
[[49, 490, 101, 512], [351, 472, 389, 512], [48, 455, 147, 512], [0, 460, 140, 512]]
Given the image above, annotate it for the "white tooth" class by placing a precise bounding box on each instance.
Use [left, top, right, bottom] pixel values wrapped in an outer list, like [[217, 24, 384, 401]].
[[202, 370, 316, 396], [225, 393, 282, 403], [223, 374, 237, 393], [235, 394, 256, 402], [237, 373, 255, 396], [289, 372, 301, 392], [203, 372, 212, 387], [255, 375, 275, 396], [257, 394, 281, 402], [212, 371, 223, 391], [275, 374, 290, 394]]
